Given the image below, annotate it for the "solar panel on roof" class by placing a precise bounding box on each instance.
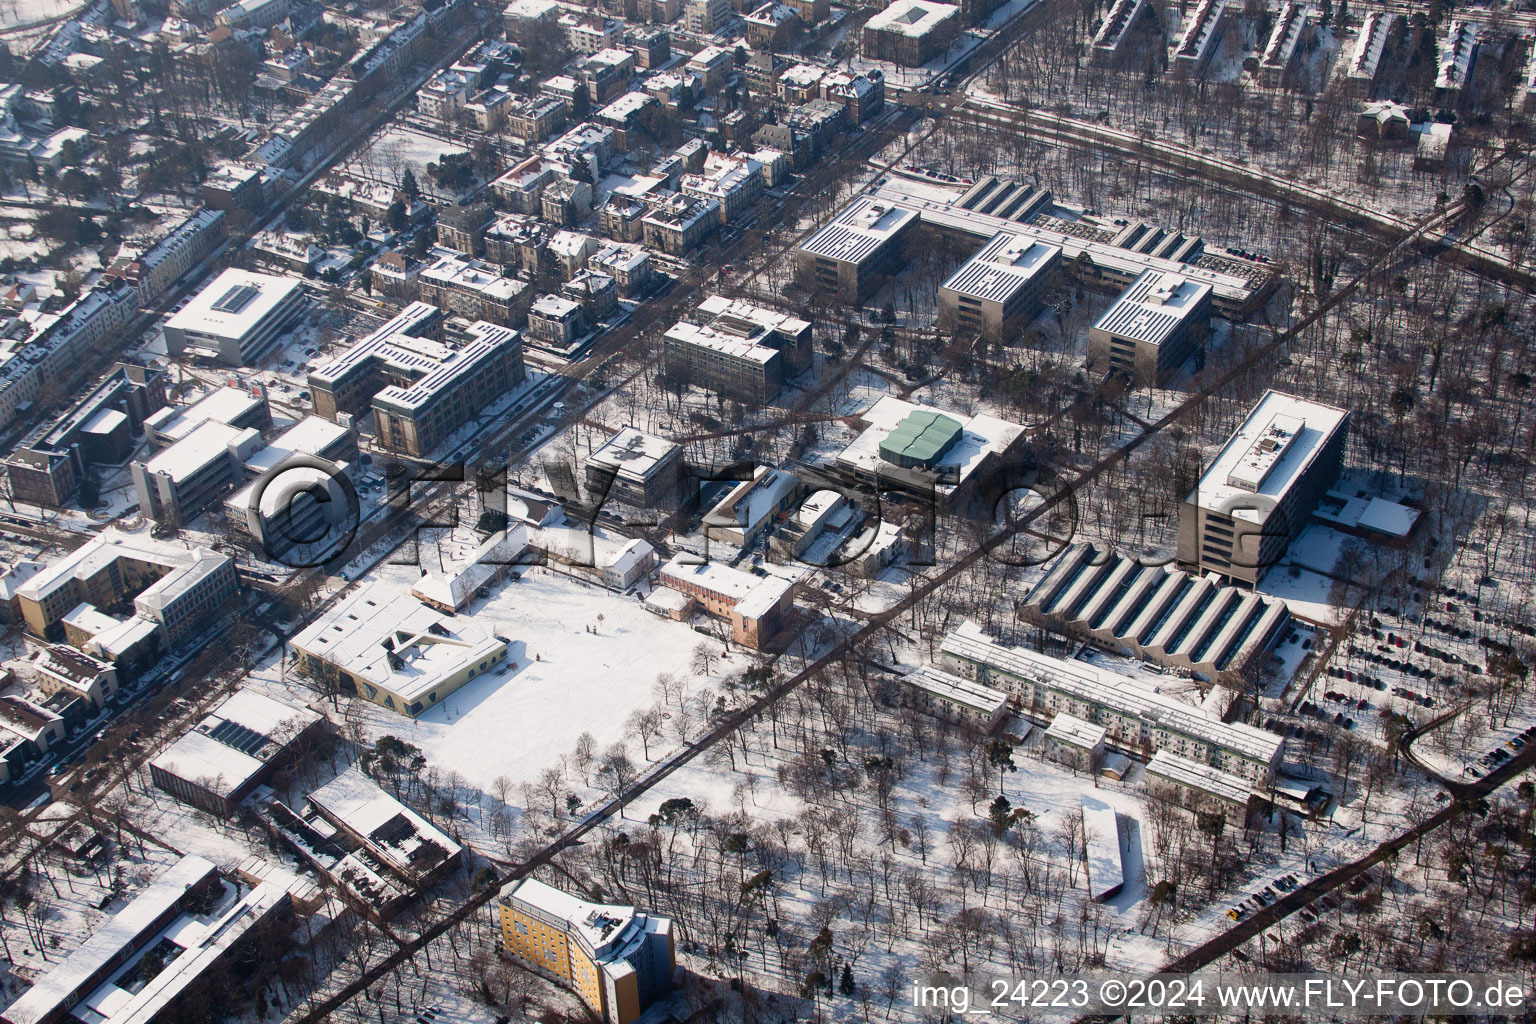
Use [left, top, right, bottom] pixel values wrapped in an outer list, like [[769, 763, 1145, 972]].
[[207, 718, 270, 755], [211, 283, 261, 314]]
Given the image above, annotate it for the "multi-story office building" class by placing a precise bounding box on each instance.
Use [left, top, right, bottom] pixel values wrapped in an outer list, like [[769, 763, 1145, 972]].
[[496, 878, 675, 1024], [132, 420, 264, 526], [162, 268, 307, 366], [308, 303, 524, 458], [861, 0, 959, 66], [583, 427, 682, 508], [662, 295, 812, 402], [1176, 390, 1349, 586], [1087, 269, 1213, 386], [794, 197, 919, 303], [144, 384, 271, 447], [937, 231, 1061, 341], [939, 619, 1285, 782], [16, 529, 238, 650], [5, 362, 167, 507]]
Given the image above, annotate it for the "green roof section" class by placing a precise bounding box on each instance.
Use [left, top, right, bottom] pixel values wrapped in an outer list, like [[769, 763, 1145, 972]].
[[879, 410, 964, 469]]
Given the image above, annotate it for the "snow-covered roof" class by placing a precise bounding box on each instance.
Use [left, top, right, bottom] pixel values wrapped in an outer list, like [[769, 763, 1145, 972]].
[[149, 689, 321, 799], [290, 582, 506, 704], [137, 420, 260, 483], [864, 0, 957, 36], [835, 395, 1025, 494], [0, 856, 220, 1024], [1186, 389, 1348, 521], [1092, 268, 1211, 347], [1045, 711, 1107, 751], [939, 230, 1060, 304], [1081, 794, 1124, 901], [1145, 749, 1254, 806], [143, 385, 265, 444], [587, 427, 680, 484], [308, 767, 462, 879], [242, 416, 351, 474], [901, 665, 1008, 715]]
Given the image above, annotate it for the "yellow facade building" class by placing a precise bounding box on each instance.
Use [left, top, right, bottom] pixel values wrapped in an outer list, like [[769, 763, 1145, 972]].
[[496, 878, 675, 1024]]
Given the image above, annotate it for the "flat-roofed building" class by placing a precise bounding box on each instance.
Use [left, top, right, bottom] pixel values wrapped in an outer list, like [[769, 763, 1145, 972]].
[[144, 384, 272, 447], [1022, 542, 1292, 679], [584, 427, 682, 508], [308, 303, 524, 458], [0, 855, 292, 1024], [832, 394, 1027, 508], [655, 553, 794, 649], [861, 0, 958, 66], [290, 582, 509, 717], [1043, 711, 1106, 772], [1087, 269, 1213, 386], [496, 878, 674, 1024], [795, 197, 919, 303], [662, 295, 813, 403], [162, 269, 305, 366], [1080, 794, 1124, 901], [938, 231, 1061, 341], [131, 420, 264, 526], [898, 664, 1008, 732], [1177, 389, 1349, 586], [940, 619, 1285, 782], [150, 689, 325, 816], [308, 767, 462, 888]]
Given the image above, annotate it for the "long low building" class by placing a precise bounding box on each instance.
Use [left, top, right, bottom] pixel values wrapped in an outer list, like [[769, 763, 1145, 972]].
[[1080, 794, 1124, 902], [150, 689, 325, 816], [290, 582, 508, 717], [939, 619, 1284, 782], [0, 855, 291, 1024], [896, 664, 1008, 733], [1022, 543, 1291, 680]]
